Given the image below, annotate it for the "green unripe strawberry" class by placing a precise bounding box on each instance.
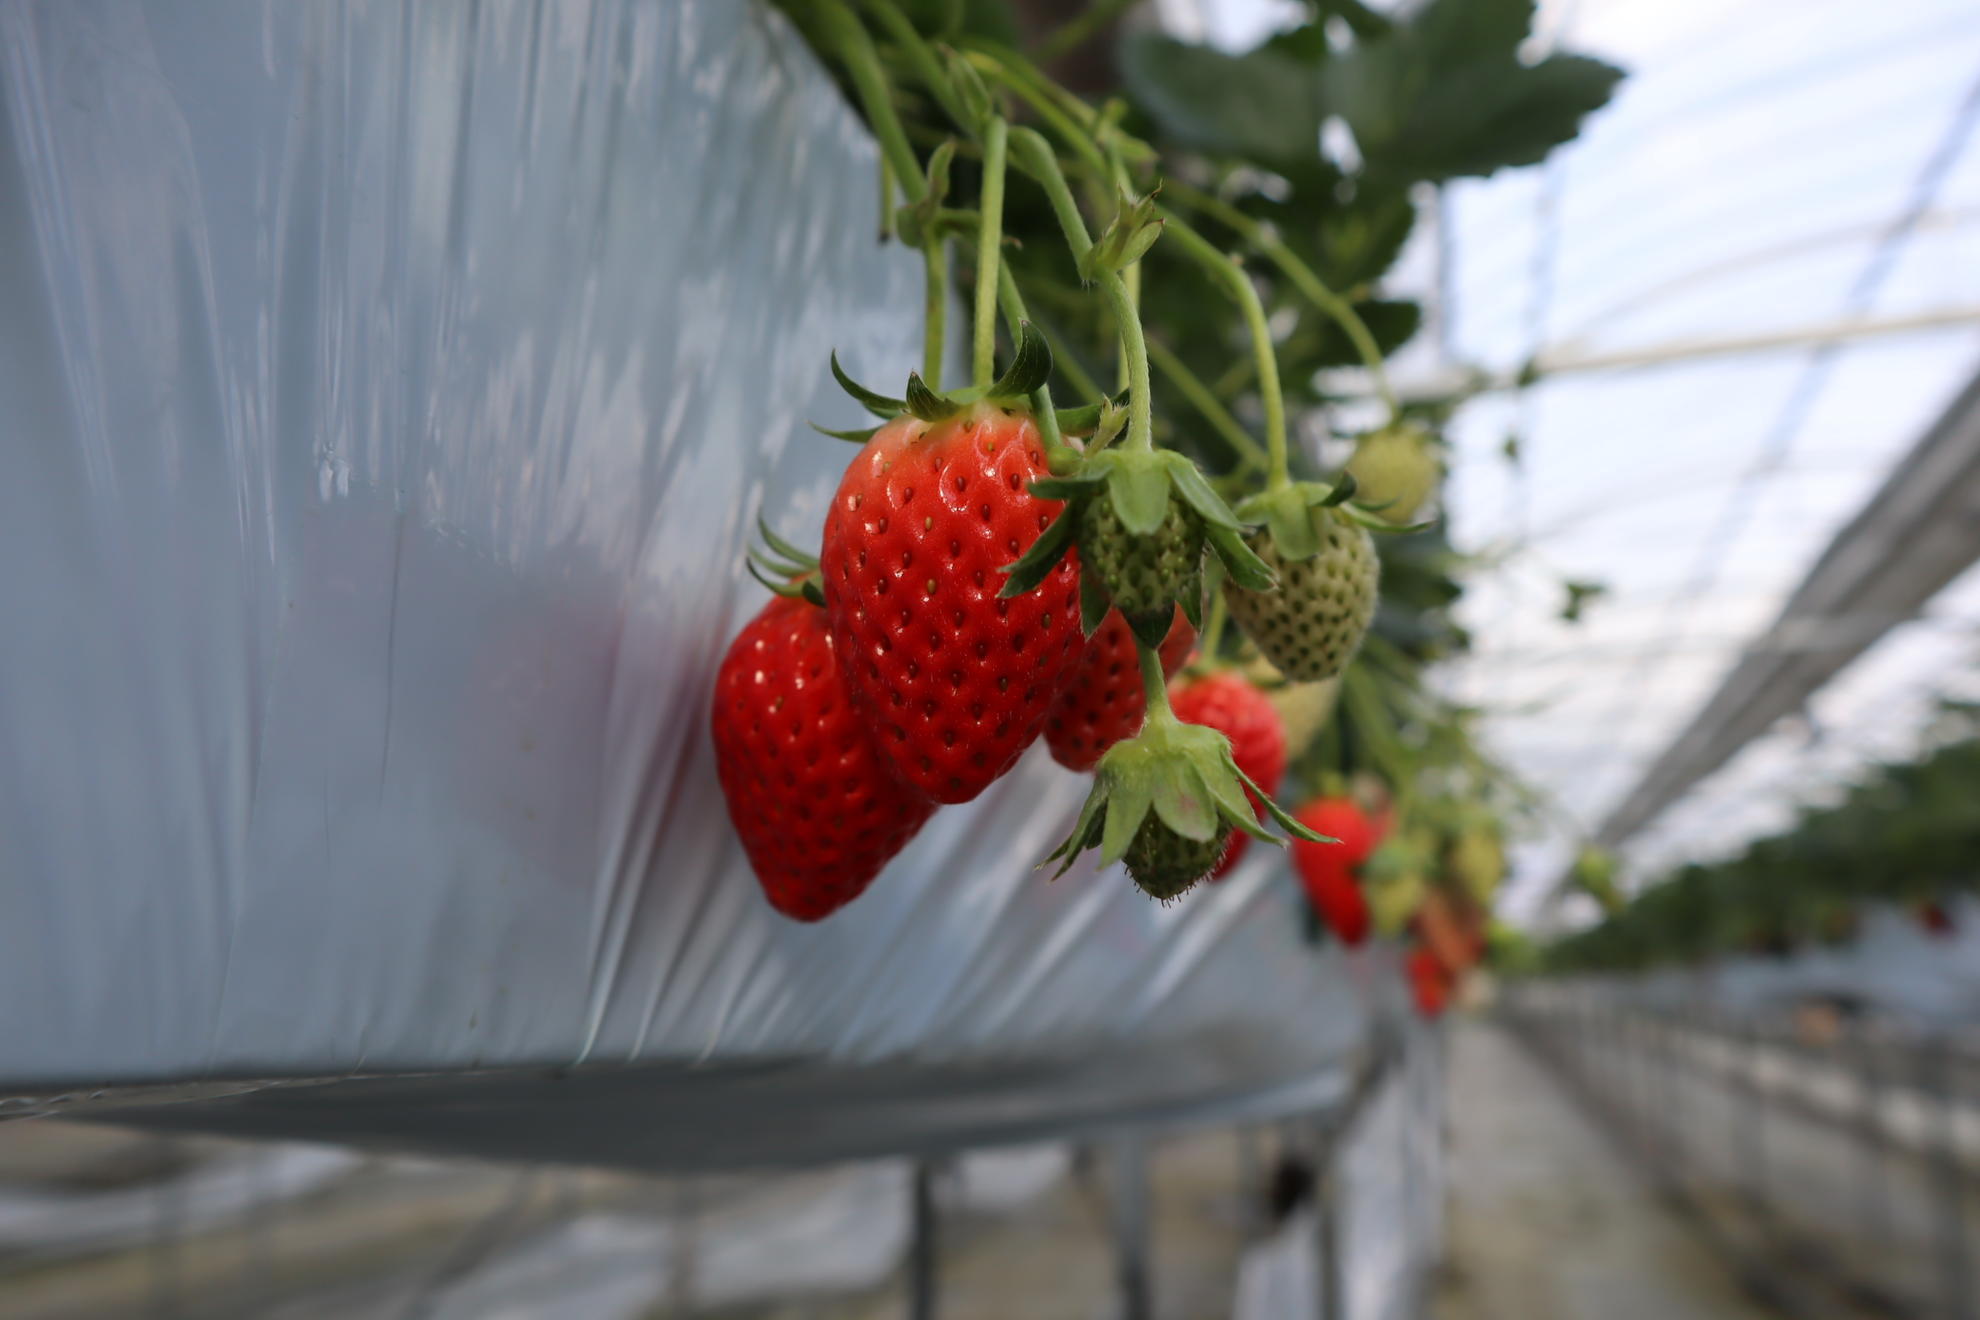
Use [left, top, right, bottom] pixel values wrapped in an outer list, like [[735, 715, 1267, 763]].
[[1125, 816, 1232, 900], [1345, 424, 1439, 524], [1078, 494, 1203, 639], [1226, 508, 1379, 681]]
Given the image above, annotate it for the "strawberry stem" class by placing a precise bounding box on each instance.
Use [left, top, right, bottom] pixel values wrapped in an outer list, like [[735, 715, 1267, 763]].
[[1101, 274, 1154, 453], [818, 2, 927, 207], [994, 265, 1080, 472], [973, 116, 1009, 392], [1164, 179, 1399, 423], [923, 238, 947, 388], [1162, 214, 1289, 489], [1138, 636, 1178, 729]]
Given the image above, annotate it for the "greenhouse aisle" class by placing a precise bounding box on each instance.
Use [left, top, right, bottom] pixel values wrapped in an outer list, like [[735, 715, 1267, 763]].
[[1431, 1020, 1774, 1320]]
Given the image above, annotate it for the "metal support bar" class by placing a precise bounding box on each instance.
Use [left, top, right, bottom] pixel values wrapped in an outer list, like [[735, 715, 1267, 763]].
[[1111, 1135, 1151, 1320], [909, 1161, 938, 1320]]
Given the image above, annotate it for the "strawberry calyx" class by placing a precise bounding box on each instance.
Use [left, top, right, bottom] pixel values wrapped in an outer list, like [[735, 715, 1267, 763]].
[[817, 321, 1057, 449], [745, 518, 826, 609], [1045, 641, 1333, 900], [1001, 447, 1274, 648]]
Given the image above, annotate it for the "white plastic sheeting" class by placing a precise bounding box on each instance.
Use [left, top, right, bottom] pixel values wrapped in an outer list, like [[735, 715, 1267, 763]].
[[0, 0, 1368, 1165]]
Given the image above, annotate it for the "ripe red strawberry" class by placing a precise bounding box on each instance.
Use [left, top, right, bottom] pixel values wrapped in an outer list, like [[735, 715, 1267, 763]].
[[1045, 606, 1195, 772], [711, 592, 935, 922], [1405, 946, 1451, 1018], [1166, 672, 1288, 881], [1291, 796, 1386, 943], [822, 403, 1083, 803]]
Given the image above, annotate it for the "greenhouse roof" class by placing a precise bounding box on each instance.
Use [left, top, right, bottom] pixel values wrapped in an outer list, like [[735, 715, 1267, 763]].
[[1428, 0, 1980, 919]]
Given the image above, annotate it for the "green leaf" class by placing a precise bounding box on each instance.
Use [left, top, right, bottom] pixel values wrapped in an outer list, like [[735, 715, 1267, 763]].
[[1106, 460, 1174, 537], [986, 321, 1054, 400], [1315, 190, 1416, 289], [830, 351, 905, 417], [998, 506, 1078, 597], [1117, 34, 1324, 170], [904, 372, 961, 423], [1327, 0, 1624, 185], [1205, 521, 1276, 591]]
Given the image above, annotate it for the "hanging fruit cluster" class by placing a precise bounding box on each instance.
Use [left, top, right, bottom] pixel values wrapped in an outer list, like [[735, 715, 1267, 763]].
[[712, 1, 1619, 930]]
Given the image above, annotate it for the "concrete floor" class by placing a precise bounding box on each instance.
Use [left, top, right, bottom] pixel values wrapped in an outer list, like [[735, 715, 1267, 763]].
[[1430, 1021, 1775, 1320]]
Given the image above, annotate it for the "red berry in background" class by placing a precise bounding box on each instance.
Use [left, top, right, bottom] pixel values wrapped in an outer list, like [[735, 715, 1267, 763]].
[[1166, 672, 1288, 881], [1045, 606, 1194, 772], [822, 405, 1083, 804], [1293, 796, 1386, 868], [1406, 946, 1451, 1018], [1299, 854, 1371, 945], [1414, 890, 1478, 976], [1918, 900, 1956, 937], [711, 593, 935, 922]]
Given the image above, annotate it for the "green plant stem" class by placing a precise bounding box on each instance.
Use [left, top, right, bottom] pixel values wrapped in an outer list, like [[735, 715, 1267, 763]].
[[861, 1, 970, 128], [1160, 213, 1290, 488], [1139, 639, 1177, 726], [879, 156, 895, 241], [1037, 0, 1140, 61], [973, 117, 1009, 391], [1166, 180, 1397, 418], [1119, 261, 1139, 394], [1101, 274, 1153, 453], [923, 238, 947, 387], [994, 266, 1079, 472], [966, 52, 1112, 179], [1010, 127, 1094, 261], [1199, 590, 1228, 661], [1144, 337, 1268, 474], [819, 1, 926, 204]]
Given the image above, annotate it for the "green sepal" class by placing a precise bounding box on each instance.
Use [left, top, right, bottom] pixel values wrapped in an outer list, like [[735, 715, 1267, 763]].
[[757, 518, 819, 571], [1127, 607, 1176, 651], [1079, 188, 1164, 280], [1079, 566, 1112, 636], [1100, 451, 1175, 536], [985, 321, 1054, 401], [1341, 503, 1438, 535], [1246, 485, 1320, 561], [1204, 520, 1277, 591], [1055, 392, 1127, 436], [745, 557, 824, 608], [1098, 772, 1155, 866], [904, 372, 961, 423], [1029, 471, 1107, 500], [810, 420, 882, 444], [1147, 756, 1218, 842], [998, 505, 1078, 598], [747, 547, 809, 581], [1235, 761, 1334, 844], [1046, 777, 1113, 880], [831, 351, 905, 418], [1162, 452, 1244, 531], [1177, 579, 1204, 633], [1090, 399, 1128, 451], [1315, 473, 1357, 508]]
